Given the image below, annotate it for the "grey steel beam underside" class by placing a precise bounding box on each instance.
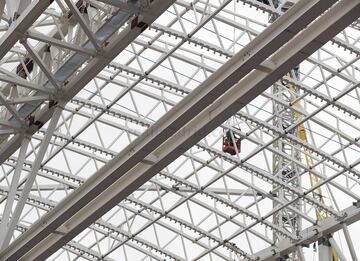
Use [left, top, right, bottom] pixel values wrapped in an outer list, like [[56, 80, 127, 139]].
[[0, 0, 342, 164], [0, 0, 360, 260], [21, 92, 356, 220], [0, 0, 152, 162], [1, 0, 358, 166], [1, 115, 356, 260], [1, 1, 358, 258], [0, 2, 358, 261], [7, 0, 358, 201], [1, 25, 358, 261], [0, 6, 133, 162], [43, 95, 360, 204]]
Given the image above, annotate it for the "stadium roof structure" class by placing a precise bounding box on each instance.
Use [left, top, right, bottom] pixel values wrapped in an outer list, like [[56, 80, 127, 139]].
[[0, 0, 359, 260]]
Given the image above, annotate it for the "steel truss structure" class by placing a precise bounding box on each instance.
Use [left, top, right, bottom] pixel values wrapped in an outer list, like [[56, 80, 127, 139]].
[[0, 0, 359, 260]]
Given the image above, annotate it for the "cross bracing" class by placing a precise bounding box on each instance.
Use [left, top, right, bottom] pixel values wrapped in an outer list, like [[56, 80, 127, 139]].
[[0, 0, 359, 260]]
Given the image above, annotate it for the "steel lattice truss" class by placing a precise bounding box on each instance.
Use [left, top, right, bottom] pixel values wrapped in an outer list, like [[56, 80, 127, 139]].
[[0, 0, 359, 260]]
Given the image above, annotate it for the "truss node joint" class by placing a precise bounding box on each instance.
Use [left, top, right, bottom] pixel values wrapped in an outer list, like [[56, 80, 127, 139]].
[[353, 200, 360, 208]]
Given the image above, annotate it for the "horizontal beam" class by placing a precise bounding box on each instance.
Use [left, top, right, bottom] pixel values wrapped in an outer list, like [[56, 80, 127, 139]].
[[0, 74, 53, 94], [253, 205, 360, 261], [137, 185, 259, 196], [0, 0, 353, 260], [22, 120, 315, 241]]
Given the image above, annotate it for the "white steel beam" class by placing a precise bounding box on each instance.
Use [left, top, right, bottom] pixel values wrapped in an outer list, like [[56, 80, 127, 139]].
[[0, 0, 53, 60], [0, 74, 54, 94], [1, 0, 357, 260], [253, 205, 360, 261], [0, 93, 22, 123], [319, 238, 333, 261], [26, 30, 97, 56], [0, 105, 63, 250], [329, 237, 348, 261], [95, 0, 141, 12], [0, 138, 30, 245], [137, 185, 258, 196], [63, 0, 100, 51], [342, 224, 358, 261], [22, 40, 60, 90], [5, 95, 50, 105], [0, 0, 170, 164]]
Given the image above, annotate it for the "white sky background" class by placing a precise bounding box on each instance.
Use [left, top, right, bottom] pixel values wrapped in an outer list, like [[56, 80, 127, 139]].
[[0, 0, 359, 260], [139, 2, 360, 260]]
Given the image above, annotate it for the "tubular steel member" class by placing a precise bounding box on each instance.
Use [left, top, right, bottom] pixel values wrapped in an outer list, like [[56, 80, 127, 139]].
[[266, 1, 338, 259], [267, 2, 303, 258], [1, 0, 359, 260], [272, 69, 303, 260]]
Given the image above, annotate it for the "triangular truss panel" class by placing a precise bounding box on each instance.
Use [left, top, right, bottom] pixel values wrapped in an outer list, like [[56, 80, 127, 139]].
[[0, 0, 359, 260]]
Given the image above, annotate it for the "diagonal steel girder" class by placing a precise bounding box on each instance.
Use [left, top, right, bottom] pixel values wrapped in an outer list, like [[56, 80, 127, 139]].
[[2, 79, 358, 258], [0, 0, 169, 164], [53, 99, 360, 212], [4, 121, 315, 242], [1, 0, 357, 260], [148, 23, 360, 120], [0, 0, 331, 165], [0, 0, 52, 60]]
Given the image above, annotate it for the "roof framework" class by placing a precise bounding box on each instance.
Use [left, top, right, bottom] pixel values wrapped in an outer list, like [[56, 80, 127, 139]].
[[0, 0, 358, 260]]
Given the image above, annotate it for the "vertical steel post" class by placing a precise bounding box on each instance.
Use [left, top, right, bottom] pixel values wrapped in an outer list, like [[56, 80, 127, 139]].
[[272, 71, 302, 260], [319, 237, 333, 261]]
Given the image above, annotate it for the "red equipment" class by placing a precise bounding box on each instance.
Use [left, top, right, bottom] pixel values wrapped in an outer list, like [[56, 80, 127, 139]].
[[222, 130, 241, 155]]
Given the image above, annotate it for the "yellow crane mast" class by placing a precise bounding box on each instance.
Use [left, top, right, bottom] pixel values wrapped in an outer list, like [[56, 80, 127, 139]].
[[288, 74, 339, 261]]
